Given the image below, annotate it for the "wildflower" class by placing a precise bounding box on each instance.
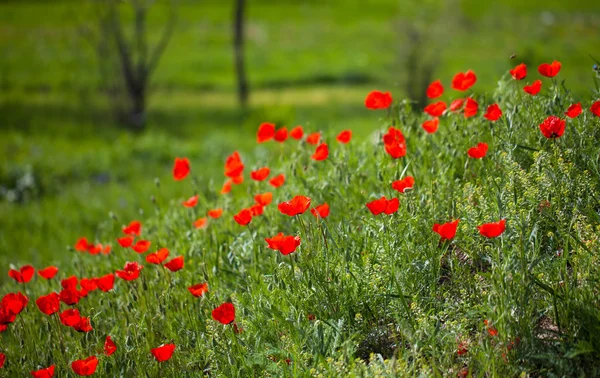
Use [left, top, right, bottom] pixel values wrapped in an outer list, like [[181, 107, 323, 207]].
[[366, 197, 399, 215], [193, 218, 208, 229], [122, 220, 142, 236], [451, 70, 477, 91], [104, 336, 117, 356], [75, 237, 90, 252], [254, 192, 273, 206], [73, 317, 93, 333], [467, 142, 488, 159], [71, 356, 98, 376], [251, 167, 270, 181], [182, 195, 199, 208], [207, 209, 223, 219], [212, 303, 235, 324], [172, 158, 190, 181], [265, 233, 301, 255], [478, 220, 506, 238], [257, 123, 275, 143], [306, 132, 321, 145], [432, 220, 460, 240], [421, 118, 439, 133], [164, 256, 184, 272], [311, 203, 330, 219], [457, 341, 468, 356], [151, 344, 176, 362], [224, 151, 244, 178], [117, 236, 134, 248], [31, 365, 55, 378], [250, 204, 264, 216], [0, 353, 4, 368], [2, 292, 28, 317], [35, 292, 60, 316], [464, 98, 478, 118], [524, 80, 542, 95], [188, 283, 209, 298], [269, 174, 285, 188], [274, 127, 288, 142], [132, 240, 151, 254], [382, 127, 406, 159], [564, 103, 582, 118], [59, 309, 81, 327], [539, 116, 566, 139], [509, 63, 527, 80], [424, 101, 446, 117], [336, 130, 352, 144], [221, 180, 232, 194], [391, 176, 415, 193], [38, 266, 58, 280], [590, 100, 600, 117], [311, 143, 329, 161], [115, 262, 143, 281], [8, 265, 34, 283], [233, 208, 253, 226], [290, 126, 304, 140], [426, 80, 444, 99], [484, 104, 502, 121], [449, 98, 464, 112], [538, 60, 561, 77], [365, 90, 392, 109], [278, 195, 311, 216], [96, 274, 115, 292], [146, 248, 170, 264]]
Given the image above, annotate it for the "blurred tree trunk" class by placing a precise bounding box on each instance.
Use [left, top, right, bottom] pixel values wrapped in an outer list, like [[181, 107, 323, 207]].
[[233, 0, 249, 108]]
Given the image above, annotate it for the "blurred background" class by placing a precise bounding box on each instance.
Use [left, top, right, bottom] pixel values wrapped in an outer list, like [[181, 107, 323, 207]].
[[1, 0, 599, 269]]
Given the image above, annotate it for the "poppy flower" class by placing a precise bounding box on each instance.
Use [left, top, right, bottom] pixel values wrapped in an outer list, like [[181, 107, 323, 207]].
[[0, 353, 4, 368], [0, 305, 16, 326], [257, 122, 275, 143], [538, 60, 561, 77], [59, 288, 82, 306], [251, 167, 270, 181], [36, 292, 60, 316], [151, 344, 176, 362], [233, 208, 253, 226], [421, 118, 439, 134], [265, 233, 301, 255], [484, 104, 502, 121], [426, 80, 444, 99], [432, 219, 459, 240], [194, 217, 208, 229], [182, 195, 199, 208], [221, 180, 232, 194], [146, 248, 169, 264], [115, 262, 143, 281], [8, 265, 34, 283], [232, 175, 244, 185], [117, 236, 134, 248], [312, 143, 329, 161], [311, 203, 330, 219], [591, 101, 600, 117], [336, 130, 352, 144], [464, 98, 478, 118], [164, 256, 184, 272], [391, 176, 415, 193], [278, 195, 311, 216], [451, 70, 477, 91], [207, 209, 223, 219], [523, 80, 542, 95], [104, 336, 117, 356], [96, 274, 114, 292], [449, 98, 464, 112], [250, 204, 264, 216], [424, 101, 446, 117], [212, 302, 235, 324], [509, 63, 527, 80], [478, 219, 506, 238], [31, 365, 55, 378], [224, 151, 244, 178], [73, 317, 93, 333], [80, 278, 97, 292], [102, 245, 111, 255], [122, 220, 142, 236], [38, 266, 58, 280], [254, 192, 273, 206], [269, 174, 285, 188], [61, 276, 78, 290], [188, 283, 209, 298], [75, 237, 90, 252], [564, 103, 582, 118], [290, 126, 304, 140], [60, 308, 81, 327], [457, 342, 468, 356], [366, 197, 399, 215], [382, 127, 406, 159], [365, 90, 392, 110], [539, 116, 566, 139], [172, 158, 190, 181], [2, 292, 28, 316], [306, 132, 321, 145], [467, 142, 488, 159], [274, 127, 288, 142], [71, 356, 98, 376], [87, 244, 104, 255], [132, 240, 151, 254]]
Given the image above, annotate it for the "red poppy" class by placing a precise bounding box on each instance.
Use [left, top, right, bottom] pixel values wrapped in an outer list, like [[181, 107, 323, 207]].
[[38, 266, 58, 280], [36, 292, 60, 316], [382, 127, 406, 159], [0, 353, 4, 368], [432, 219, 459, 240], [478, 219, 506, 238], [366, 197, 399, 215], [117, 236, 134, 248], [391, 176, 415, 193], [265, 233, 301, 255], [61, 276, 77, 290], [306, 132, 321, 145], [75, 237, 90, 252], [450, 98, 464, 112], [0, 304, 16, 326], [71, 356, 98, 376], [96, 274, 114, 292], [564, 103, 582, 118], [212, 302, 235, 324], [451, 70, 477, 91], [365, 90, 392, 110], [102, 245, 111, 255], [224, 151, 244, 178], [457, 341, 468, 356], [538, 60, 561, 77], [59, 287, 82, 306], [146, 248, 170, 264], [251, 167, 270, 181], [274, 127, 288, 142], [257, 122, 275, 143], [426, 80, 444, 99], [73, 317, 93, 333], [424, 101, 446, 117], [233, 208, 253, 226], [80, 278, 97, 292], [164, 256, 184, 272], [312, 143, 329, 161], [591, 101, 600, 117], [484, 104, 502, 121], [2, 292, 28, 317], [311, 203, 330, 219], [509, 63, 527, 80], [31, 365, 55, 378], [254, 192, 273, 206], [250, 203, 264, 216], [132, 240, 151, 254], [269, 174, 285, 188], [194, 217, 208, 229], [60, 308, 81, 327], [539, 116, 566, 139], [336, 130, 352, 144], [464, 98, 478, 118], [524, 80, 542, 95], [172, 158, 190, 181], [290, 126, 304, 140], [278, 195, 311, 216], [115, 262, 143, 281], [8, 265, 34, 283], [232, 175, 244, 185], [122, 220, 142, 236], [151, 344, 176, 362], [207, 209, 223, 219], [188, 283, 209, 297], [182, 195, 199, 208], [467, 142, 488, 159], [421, 118, 439, 134], [87, 243, 104, 255], [221, 180, 232, 194], [104, 336, 117, 356]]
